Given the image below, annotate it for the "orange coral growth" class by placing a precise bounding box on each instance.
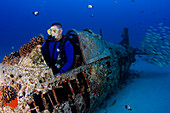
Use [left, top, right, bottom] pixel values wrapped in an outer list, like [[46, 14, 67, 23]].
[[2, 51, 20, 65], [0, 85, 20, 109], [0, 97, 18, 109], [2, 34, 45, 65], [0, 86, 17, 104], [19, 34, 45, 57]]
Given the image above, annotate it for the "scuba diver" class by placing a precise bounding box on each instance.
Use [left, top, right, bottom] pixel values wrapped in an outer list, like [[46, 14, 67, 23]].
[[41, 23, 74, 75]]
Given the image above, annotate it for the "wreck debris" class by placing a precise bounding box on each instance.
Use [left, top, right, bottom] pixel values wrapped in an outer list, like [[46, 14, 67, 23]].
[[0, 29, 137, 112]]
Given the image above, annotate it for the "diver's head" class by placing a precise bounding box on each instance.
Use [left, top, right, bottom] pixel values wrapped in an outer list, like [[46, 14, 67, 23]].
[[47, 23, 63, 41]]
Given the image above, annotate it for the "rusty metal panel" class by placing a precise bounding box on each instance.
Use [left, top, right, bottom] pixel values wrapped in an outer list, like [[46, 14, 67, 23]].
[[77, 31, 111, 64]]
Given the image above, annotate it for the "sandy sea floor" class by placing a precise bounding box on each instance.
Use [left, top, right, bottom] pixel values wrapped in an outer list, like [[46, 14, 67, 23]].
[[95, 59, 170, 113]]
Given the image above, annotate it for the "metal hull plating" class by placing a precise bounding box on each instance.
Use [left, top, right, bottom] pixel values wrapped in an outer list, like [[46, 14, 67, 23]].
[[0, 29, 136, 113]]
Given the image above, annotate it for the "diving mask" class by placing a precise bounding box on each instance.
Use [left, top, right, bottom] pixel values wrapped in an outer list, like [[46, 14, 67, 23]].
[[47, 27, 62, 35]]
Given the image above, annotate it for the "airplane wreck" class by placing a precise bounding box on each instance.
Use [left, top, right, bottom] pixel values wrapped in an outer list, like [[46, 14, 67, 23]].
[[0, 28, 144, 113]]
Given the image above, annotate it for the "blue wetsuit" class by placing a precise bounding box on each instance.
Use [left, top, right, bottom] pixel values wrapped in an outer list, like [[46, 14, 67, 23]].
[[41, 37, 74, 74]]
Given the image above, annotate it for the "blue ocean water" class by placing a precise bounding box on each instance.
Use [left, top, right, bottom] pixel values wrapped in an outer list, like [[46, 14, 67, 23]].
[[0, 0, 169, 112], [0, 0, 169, 62]]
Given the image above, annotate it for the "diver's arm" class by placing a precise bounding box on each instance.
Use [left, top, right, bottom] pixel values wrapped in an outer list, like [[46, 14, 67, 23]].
[[59, 41, 74, 74]]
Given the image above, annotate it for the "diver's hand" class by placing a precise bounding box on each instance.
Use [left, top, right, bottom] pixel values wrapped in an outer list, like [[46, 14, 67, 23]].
[[54, 73, 60, 76], [55, 63, 61, 69], [59, 70, 64, 74]]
